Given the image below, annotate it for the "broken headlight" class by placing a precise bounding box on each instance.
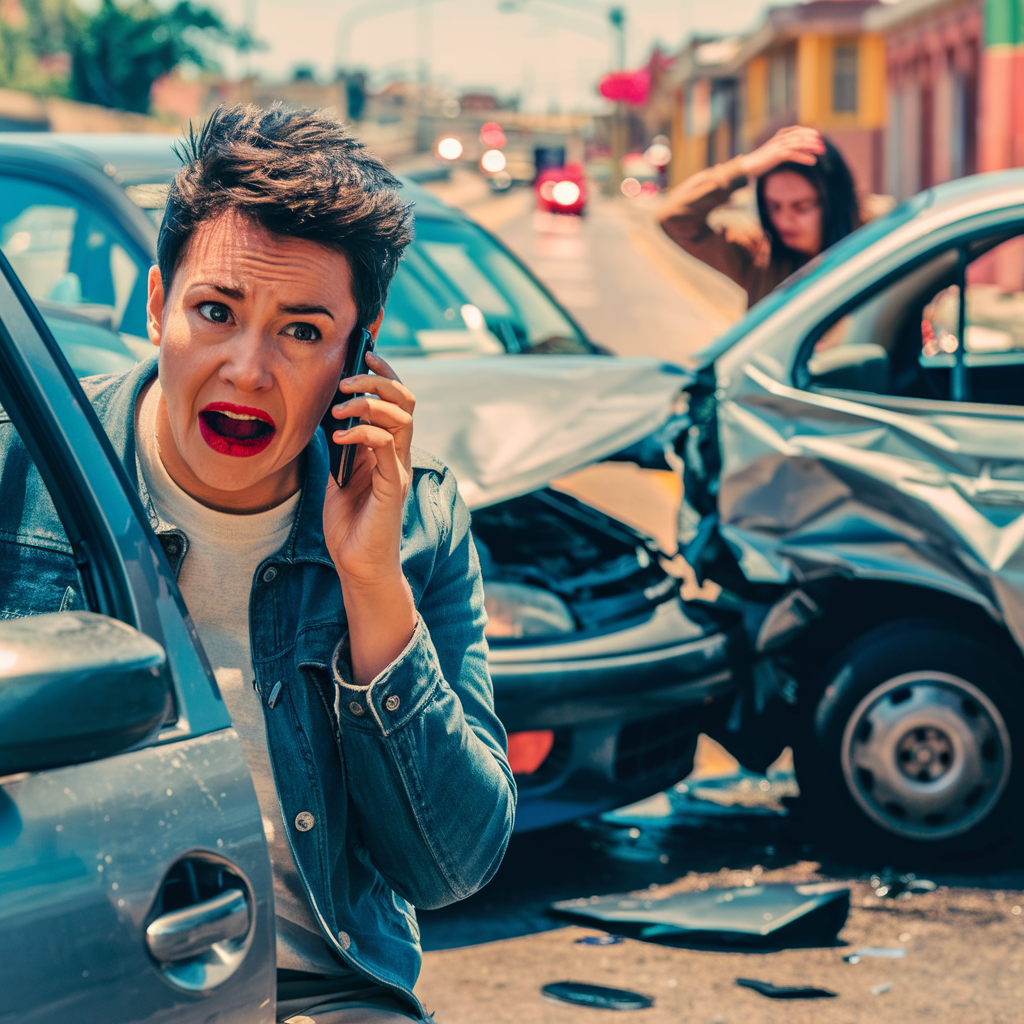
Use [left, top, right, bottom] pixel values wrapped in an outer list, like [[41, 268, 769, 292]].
[[483, 581, 576, 640]]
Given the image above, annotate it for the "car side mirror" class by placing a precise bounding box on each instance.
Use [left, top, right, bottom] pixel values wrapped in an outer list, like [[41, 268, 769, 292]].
[[0, 611, 168, 775], [806, 342, 890, 393]]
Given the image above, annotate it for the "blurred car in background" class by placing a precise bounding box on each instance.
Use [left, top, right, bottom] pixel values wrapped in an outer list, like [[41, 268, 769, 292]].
[[535, 162, 587, 216], [0, 133, 734, 832]]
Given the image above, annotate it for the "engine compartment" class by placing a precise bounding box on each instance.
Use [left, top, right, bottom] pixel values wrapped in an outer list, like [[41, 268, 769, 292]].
[[471, 488, 678, 633]]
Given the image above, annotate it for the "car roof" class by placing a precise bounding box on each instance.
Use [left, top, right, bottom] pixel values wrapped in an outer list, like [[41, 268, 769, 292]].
[[0, 131, 462, 220]]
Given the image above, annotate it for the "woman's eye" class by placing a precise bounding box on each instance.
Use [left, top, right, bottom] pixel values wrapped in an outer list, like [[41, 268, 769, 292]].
[[198, 302, 231, 324], [283, 322, 321, 342]]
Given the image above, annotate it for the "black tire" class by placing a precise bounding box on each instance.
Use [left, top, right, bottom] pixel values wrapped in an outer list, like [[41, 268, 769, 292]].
[[793, 617, 1024, 858]]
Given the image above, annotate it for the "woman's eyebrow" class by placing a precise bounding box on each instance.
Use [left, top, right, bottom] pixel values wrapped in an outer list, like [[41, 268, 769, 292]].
[[279, 303, 335, 320], [189, 283, 246, 300]]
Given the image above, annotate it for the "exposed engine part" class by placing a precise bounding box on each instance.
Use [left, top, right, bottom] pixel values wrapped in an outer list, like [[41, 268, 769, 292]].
[[471, 489, 677, 631]]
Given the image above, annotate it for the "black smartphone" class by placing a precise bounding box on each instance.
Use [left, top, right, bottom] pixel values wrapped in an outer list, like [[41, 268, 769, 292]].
[[320, 327, 374, 488]]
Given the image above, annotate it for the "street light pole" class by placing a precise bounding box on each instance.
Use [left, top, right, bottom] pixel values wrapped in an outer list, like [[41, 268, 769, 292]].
[[607, 5, 627, 195], [608, 5, 626, 69]]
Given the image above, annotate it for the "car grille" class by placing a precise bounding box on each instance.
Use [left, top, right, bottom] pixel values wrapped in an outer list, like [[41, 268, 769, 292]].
[[614, 710, 698, 782]]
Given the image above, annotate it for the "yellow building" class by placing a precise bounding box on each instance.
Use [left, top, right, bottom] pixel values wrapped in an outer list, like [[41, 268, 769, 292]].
[[664, 1, 888, 194], [730, 0, 886, 192]]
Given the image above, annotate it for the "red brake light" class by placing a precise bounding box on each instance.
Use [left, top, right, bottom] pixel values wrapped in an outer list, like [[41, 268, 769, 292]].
[[507, 730, 555, 775]]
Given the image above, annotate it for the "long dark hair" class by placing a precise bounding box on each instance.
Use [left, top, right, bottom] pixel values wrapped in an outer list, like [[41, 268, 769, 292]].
[[755, 136, 860, 265]]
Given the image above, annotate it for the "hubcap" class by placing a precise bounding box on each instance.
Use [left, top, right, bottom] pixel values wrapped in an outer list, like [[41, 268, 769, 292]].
[[840, 672, 1011, 841]]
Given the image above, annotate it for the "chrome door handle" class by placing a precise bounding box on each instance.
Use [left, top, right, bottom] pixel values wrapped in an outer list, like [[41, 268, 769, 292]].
[[146, 887, 249, 962]]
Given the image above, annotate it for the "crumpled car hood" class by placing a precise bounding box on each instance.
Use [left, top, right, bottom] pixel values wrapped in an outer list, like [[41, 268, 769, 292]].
[[390, 355, 692, 509]]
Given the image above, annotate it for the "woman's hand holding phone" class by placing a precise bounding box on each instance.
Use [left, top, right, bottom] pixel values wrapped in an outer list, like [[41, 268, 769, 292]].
[[322, 349, 418, 685]]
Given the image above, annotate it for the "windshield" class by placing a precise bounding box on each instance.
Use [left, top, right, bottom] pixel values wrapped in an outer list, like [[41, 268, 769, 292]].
[[120, 177, 595, 358], [377, 216, 594, 357]]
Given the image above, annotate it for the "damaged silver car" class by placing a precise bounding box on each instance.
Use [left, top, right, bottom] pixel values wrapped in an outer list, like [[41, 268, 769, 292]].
[[415, 171, 1024, 853], [671, 170, 1024, 855]]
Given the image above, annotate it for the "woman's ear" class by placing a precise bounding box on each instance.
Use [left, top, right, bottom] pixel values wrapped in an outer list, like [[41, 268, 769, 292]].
[[146, 264, 164, 347], [367, 308, 385, 341]]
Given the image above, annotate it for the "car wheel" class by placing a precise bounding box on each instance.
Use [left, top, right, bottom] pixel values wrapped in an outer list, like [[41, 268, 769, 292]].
[[795, 618, 1022, 856]]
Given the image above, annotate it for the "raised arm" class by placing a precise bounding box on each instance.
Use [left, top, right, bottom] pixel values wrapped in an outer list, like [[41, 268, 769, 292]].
[[658, 126, 825, 291]]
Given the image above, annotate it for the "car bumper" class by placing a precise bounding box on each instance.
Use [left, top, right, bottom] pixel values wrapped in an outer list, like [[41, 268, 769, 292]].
[[488, 597, 736, 830]]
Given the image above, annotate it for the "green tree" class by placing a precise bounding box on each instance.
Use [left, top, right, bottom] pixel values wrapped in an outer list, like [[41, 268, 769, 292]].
[[0, 0, 79, 96], [70, 0, 240, 112]]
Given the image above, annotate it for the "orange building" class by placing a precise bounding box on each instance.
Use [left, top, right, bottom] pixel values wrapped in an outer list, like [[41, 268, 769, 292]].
[[728, 0, 887, 193]]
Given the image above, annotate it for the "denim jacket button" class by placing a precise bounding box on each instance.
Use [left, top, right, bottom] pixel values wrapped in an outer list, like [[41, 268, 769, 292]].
[[348, 701, 364, 716], [337, 930, 351, 950], [385, 695, 400, 712], [294, 811, 315, 832], [262, 566, 278, 583]]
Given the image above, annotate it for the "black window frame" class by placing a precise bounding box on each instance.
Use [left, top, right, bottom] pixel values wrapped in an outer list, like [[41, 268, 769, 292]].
[[792, 220, 1024, 404]]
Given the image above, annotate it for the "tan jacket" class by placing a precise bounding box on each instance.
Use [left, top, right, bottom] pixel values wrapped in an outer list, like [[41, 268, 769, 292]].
[[658, 155, 796, 309]]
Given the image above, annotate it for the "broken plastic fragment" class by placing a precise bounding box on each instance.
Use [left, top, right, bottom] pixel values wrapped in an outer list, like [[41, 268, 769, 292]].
[[872, 982, 893, 995], [542, 982, 653, 1010], [736, 978, 837, 999], [575, 934, 625, 946], [551, 883, 849, 947], [844, 947, 906, 963]]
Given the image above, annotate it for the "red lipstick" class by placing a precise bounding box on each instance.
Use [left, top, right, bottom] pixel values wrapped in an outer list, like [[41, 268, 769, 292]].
[[199, 402, 276, 457]]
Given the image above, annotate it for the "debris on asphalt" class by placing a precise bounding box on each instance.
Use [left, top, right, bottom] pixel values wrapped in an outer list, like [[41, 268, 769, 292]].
[[551, 882, 849, 947], [872, 982, 894, 995], [870, 871, 937, 899], [736, 978, 837, 999], [844, 947, 907, 963], [541, 982, 653, 1010], [575, 934, 624, 946], [580, 745, 801, 862]]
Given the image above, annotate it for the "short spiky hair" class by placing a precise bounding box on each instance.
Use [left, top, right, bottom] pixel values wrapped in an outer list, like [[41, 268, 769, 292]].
[[158, 104, 413, 330]]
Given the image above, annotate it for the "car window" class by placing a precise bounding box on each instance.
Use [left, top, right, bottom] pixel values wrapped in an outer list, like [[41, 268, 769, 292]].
[[800, 228, 1024, 405], [377, 216, 594, 357], [0, 410, 89, 621], [0, 174, 151, 376]]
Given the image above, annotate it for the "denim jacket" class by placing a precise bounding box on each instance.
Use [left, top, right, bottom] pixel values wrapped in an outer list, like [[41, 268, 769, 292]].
[[0, 359, 515, 1019]]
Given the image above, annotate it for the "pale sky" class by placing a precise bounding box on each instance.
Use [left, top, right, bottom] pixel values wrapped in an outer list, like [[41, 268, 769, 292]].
[[203, 0, 799, 112]]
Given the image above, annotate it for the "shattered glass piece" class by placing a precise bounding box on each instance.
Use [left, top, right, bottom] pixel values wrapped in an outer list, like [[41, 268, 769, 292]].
[[736, 978, 837, 999], [575, 934, 625, 946], [551, 883, 849, 947], [870, 870, 937, 899], [542, 982, 653, 1010]]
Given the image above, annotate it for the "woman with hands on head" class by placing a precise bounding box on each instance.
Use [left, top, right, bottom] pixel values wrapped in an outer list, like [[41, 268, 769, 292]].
[[658, 125, 861, 308], [29, 105, 515, 1023]]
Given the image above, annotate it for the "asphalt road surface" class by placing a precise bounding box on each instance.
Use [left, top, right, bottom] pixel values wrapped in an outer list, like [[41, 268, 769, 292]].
[[414, 742, 1024, 1023], [492, 193, 744, 363], [425, 170, 746, 362]]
